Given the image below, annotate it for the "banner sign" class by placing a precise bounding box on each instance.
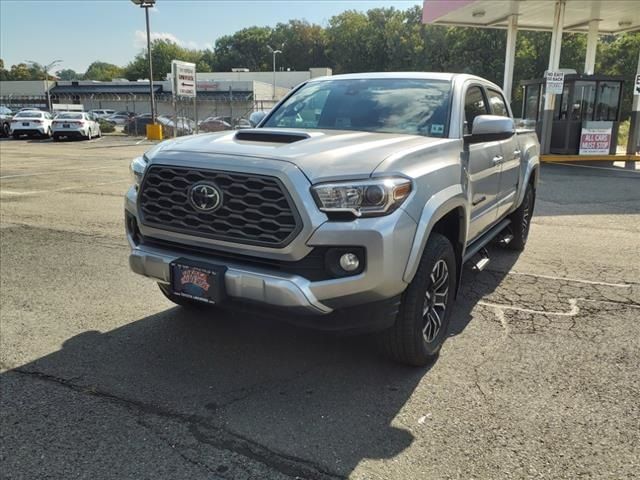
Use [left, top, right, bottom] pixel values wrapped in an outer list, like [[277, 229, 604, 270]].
[[171, 60, 196, 98], [545, 71, 565, 95], [579, 121, 613, 155]]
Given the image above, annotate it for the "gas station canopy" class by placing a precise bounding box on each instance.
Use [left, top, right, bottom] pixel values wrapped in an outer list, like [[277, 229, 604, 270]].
[[422, 0, 640, 157], [422, 0, 640, 34]]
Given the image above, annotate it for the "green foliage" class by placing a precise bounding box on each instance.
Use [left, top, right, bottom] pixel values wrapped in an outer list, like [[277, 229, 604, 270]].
[[124, 39, 205, 80], [98, 119, 115, 133], [56, 69, 83, 81], [84, 61, 124, 81], [213, 27, 273, 72]]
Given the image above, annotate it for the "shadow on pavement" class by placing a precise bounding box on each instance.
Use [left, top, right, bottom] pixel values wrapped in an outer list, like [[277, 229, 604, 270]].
[[2, 244, 521, 479]]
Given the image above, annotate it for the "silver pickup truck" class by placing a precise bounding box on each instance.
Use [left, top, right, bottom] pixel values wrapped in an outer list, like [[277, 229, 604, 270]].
[[126, 72, 539, 366]]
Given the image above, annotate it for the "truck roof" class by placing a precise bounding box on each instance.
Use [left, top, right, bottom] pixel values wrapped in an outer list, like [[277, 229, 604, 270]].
[[308, 72, 501, 90]]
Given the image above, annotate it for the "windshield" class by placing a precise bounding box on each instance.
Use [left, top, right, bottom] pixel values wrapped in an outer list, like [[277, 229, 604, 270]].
[[263, 78, 452, 137], [56, 113, 83, 119], [15, 112, 42, 118]]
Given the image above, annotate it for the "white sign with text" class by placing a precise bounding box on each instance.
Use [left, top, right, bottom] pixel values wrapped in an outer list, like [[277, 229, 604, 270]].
[[579, 121, 613, 155], [172, 60, 196, 98], [545, 71, 565, 95]]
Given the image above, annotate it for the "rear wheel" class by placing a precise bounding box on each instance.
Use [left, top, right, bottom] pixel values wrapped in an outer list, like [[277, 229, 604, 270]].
[[507, 183, 535, 251], [158, 283, 208, 310], [378, 233, 456, 366], [52, 135, 60, 142], [12, 133, 20, 140]]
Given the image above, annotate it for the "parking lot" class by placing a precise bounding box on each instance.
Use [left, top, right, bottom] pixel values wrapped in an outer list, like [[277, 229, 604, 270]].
[[1, 136, 639, 479]]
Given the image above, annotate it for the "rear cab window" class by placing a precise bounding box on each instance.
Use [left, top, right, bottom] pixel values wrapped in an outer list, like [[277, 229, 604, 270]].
[[487, 89, 511, 118]]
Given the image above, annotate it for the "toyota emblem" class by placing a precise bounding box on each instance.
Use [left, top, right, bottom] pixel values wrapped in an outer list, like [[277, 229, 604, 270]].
[[189, 182, 222, 212]]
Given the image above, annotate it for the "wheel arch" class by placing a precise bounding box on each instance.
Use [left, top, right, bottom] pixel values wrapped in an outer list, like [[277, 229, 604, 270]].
[[403, 185, 467, 287]]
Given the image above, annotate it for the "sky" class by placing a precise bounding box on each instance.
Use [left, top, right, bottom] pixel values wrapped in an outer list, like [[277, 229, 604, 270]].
[[0, 0, 422, 73]]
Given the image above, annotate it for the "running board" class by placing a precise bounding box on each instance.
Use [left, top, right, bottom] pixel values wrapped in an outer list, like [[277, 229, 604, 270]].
[[463, 218, 511, 264]]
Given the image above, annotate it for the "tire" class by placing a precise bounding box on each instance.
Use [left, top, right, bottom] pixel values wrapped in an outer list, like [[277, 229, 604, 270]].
[[158, 283, 208, 310], [12, 133, 20, 140], [1, 123, 9, 137], [506, 183, 535, 251], [52, 135, 60, 142], [97, 127, 102, 138], [378, 233, 457, 366]]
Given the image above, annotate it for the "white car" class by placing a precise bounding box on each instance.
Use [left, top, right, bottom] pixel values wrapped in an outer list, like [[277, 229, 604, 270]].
[[88, 109, 115, 119], [52, 112, 101, 141], [10, 110, 53, 139]]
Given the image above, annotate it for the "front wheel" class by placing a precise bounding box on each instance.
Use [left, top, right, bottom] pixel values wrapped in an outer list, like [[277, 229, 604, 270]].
[[506, 184, 535, 251], [377, 233, 456, 366]]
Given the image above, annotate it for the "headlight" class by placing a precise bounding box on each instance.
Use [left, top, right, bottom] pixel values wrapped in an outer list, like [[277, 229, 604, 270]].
[[130, 155, 148, 187], [311, 177, 412, 218]]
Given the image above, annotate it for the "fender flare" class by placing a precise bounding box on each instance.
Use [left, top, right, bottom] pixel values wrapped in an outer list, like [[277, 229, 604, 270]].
[[403, 184, 468, 283], [513, 151, 540, 209]]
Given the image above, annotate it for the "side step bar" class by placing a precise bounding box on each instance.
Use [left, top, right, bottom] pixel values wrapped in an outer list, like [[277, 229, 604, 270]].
[[463, 218, 511, 264]]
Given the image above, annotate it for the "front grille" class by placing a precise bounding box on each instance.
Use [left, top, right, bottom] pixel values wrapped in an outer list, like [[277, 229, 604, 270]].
[[138, 165, 302, 247]]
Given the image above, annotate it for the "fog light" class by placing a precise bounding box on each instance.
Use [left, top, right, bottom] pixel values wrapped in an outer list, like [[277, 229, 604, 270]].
[[339, 253, 360, 272]]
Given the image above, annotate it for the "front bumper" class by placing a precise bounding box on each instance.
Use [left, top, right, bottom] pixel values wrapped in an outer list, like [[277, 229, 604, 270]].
[[127, 203, 416, 317]]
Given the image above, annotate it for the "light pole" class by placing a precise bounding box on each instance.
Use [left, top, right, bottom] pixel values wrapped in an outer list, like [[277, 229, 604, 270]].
[[27, 59, 61, 112], [266, 44, 283, 100], [131, 0, 157, 123]]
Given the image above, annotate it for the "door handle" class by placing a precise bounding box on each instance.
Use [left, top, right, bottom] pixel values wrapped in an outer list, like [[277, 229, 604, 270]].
[[513, 149, 522, 157], [492, 155, 504, 165]]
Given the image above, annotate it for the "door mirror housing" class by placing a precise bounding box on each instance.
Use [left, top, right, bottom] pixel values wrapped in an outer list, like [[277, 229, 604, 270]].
[[465, 115, 515, 144]]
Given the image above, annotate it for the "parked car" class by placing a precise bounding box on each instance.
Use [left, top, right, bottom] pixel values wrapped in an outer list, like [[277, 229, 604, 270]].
[[199, 116, 231, 132], [125, 72, 540, 366], [52, 112, 101, 141], [10, 110, 53, 139], [0, 106, 13, 137], [88, 109, 116, 119], [123, 114, 153, 136], [105, 113, 131, 125], [234, 118, 253, 129]]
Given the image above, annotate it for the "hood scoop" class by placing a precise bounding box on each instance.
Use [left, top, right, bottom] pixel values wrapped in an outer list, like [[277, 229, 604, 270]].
[[234, 129, 310, 144]]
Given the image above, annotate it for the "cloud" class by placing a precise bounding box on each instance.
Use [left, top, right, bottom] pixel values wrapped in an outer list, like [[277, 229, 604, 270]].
[[133, 30, 210, 50]]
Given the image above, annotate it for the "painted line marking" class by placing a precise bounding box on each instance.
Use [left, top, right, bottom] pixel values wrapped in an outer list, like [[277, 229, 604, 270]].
[[0, 165, 122, 179], [479, 299, 580, 317], [0, 179, 129, 196], [552, 162, 640, 174], [507, 271, 632, 288]]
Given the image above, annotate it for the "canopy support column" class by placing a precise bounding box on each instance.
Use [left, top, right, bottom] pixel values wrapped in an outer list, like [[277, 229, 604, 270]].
[[627, 49, 640, 158], [503, 14, 518, 103], [584, 19, 599, 74], [541, 0, 566, 155]]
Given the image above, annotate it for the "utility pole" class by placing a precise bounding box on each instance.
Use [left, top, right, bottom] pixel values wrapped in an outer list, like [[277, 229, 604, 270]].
[[27, 59, 61, 111], [266, 44, 283, 100], [131, 0, 157, 123]]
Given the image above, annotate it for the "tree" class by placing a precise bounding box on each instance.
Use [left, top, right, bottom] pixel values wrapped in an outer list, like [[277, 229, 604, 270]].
[[124, 39, 203, 80], [271, 20, 328, 71], [213, 27, 273, 72], [56, 68, 82, 80], [8, 63, 34, 81], [84, 61, 124, 81]]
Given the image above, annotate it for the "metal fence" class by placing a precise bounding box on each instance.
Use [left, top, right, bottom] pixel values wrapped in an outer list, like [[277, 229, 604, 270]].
[[0, 94, 279, 136]]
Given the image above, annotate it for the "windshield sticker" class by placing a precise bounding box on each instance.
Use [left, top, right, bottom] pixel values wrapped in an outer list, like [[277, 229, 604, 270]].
[[431, 124, 444, 135]]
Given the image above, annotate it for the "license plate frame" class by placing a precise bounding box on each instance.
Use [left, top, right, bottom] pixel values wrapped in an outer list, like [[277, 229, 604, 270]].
[[169, 258, 226, 305], [22, 122, 29, 126], [63, 123, 70, 128]]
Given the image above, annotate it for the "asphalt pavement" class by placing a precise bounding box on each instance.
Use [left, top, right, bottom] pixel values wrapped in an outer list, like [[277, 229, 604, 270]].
[[1, 136, 639, 479]]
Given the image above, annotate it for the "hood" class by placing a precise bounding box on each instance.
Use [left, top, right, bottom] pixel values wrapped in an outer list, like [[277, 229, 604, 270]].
[[153, 128, 447, 183]]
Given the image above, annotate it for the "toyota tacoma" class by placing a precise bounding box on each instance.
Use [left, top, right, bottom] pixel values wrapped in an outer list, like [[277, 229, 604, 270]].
[[125, 73, 539, 366]]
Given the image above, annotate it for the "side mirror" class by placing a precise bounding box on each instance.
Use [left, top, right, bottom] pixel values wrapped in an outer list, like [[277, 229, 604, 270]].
[[465, 115, 515, 144], [248, 111, 267, 127]]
